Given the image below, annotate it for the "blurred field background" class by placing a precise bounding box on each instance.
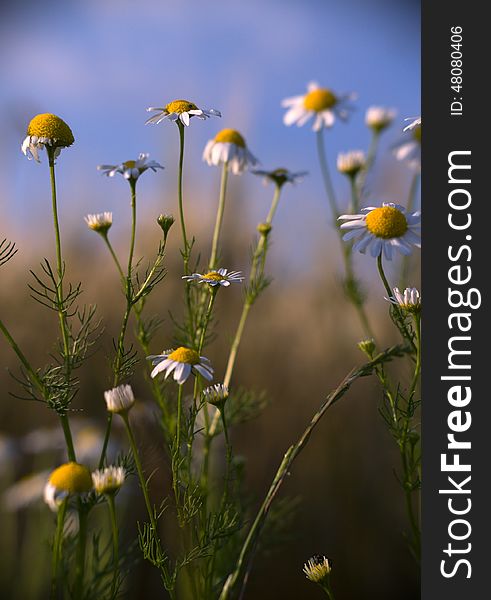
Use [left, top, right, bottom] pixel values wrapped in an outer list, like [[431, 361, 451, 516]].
[[0, 0, 420, 598]]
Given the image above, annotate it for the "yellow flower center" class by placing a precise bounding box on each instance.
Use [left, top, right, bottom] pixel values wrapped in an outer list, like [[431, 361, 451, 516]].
[[412, 124, 421, 143], [123, 160, 136, 168], [365, 206, 408, 239], [168, 347, 200, 364], [27, 113, 74, 147], [214, 128, 246, 147], [303, 88, 337, 112], [49, 462, 92, 493], [166, 99, 198, 114], [203, 271, 224, 281]]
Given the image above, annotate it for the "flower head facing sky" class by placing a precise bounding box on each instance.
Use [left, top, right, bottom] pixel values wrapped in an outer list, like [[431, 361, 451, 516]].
[[147, 347, 213, 384], [252, 168, 308, 187], [104, 384, 135, 414], [337, 150, 366, 177], [339, 203, 421, 260], [92, 466, 125, 495], [203, 128, 259, 174], [365, 106, 397, 132], [282, 82, 355, 131], [388, 286, 421, 313], [182, 268, 244, 287], [97, 153, 163, 181], [21, 113, 74, 162], [303, 555, 332, 585], [44, 462, 92, 511], [146, 99, 221, 127], [85, 212, 112, 234]]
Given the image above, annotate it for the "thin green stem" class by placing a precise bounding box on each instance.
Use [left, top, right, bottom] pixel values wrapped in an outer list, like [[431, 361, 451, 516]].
[[218, 346, 404, 599], [209, 162, 229, 270], [358, 130, 380, 201], [102, 234, 125, 281], [409, 315, 421, 400], [122, 414, 157, 531], [316, 129, 339, 220], [51, 498, 68, 600], [107, 494, 120, 599], [73, 503, 87, 600], [349, 175, 359, 214], [127, 180, 137, 283], [47, 149, 76, 462], [177, 122, 190, 274]]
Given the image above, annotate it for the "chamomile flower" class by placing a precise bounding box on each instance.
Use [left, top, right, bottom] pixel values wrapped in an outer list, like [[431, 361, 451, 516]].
[[104, 384, 136, 414], [251, 168, 308, 187], [146, 99, 221, 127], [182, 268, 244, 287], [84, 212, 112, 234], [147, 347, 213, 384], [365, 106, 397, 132], [202, 384, 229, 408], [282, 81, 355, 131], [43, 462, 92, 511], [21, 113, 74, 162], [387, 287, 421, 313], [97, 153, 163, 181], [3, 470, 50, 511], [203, 128, 258, 174], [339, 203, 421, 260], [92, 466, 125, 495], [337, 150, 366, 177], [303, 555, 333, 585], [393, 119, 421, 169]]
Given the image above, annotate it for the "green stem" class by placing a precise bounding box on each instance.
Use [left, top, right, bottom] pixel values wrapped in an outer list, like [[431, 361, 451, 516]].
[[218, 346, 403, 599], [209, 162, 229, 270], [73, 502, 87, 600], [177, 122, 190, 274], [107, 495, 120, 599], [47, 149, 76, 462], [122, 414, 157, 531], [377, 254, 416, 352], [409, 315, 421, 400], [316, 134, 374, 339], [358, 130, 380, 201], [349, 175, 359, 214], [51, 498, 68, 600], [221, 185, 281, 391], [102, 234, 125, 281], [316, 129, 339, 220]]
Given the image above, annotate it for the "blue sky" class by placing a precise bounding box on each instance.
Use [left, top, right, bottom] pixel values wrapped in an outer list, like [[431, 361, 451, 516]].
[[0, 0, 420, 270]]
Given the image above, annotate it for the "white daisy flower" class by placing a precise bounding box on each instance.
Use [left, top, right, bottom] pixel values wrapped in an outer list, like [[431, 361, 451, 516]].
[[203, 128, 258, 175], [104, 384, 135, 414], [251, 168, 308, 187], [84, 212, 112, 234], [43, 462, 92, 511], [282, 81, 355, 131], [182, 268, 244, 287], [365, 106, 397, 132], [403, 116, 422, 131], [21, 113, 74, 163], [92, 466, 125, 495], [337, 150, 366, 177], [202, 384, 229, 408], [387, 287, 421, 313], [338, 202, 421, 260], [97, 153, 163, 181], [146, 99, 221, 127], [147, 347, 213, 384], [393, 121, 421, 169]]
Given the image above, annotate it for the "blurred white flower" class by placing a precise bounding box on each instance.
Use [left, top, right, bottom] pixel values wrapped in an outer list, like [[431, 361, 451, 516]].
[[282, 81, 355, 131], [97, 153, 163, 181], [365, 106, 397, 132], [387, 287, 421, 312], [2, 470, 50, 511], [104, 384, 136, 414], [337, 150, 366, 177], [251, 168, 307, 187], [92, 466, 125, 495], [182, 268, 244, 287], [84, 212, 112, 234]]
